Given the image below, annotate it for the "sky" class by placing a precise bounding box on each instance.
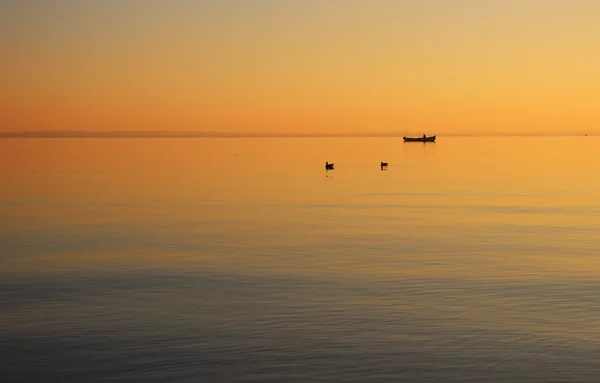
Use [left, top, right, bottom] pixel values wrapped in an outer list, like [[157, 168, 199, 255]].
[[2, 0, 600, 136]]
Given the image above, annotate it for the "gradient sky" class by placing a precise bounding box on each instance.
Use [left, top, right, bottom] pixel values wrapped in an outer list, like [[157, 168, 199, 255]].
[[2, 0, 600, 135]]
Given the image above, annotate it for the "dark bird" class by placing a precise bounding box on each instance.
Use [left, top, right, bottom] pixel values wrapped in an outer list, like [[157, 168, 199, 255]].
[[325, 162, 334, 170], [380, 162, 388, 167]]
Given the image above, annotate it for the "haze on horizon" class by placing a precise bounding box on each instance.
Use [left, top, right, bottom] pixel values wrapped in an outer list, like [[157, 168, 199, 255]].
[[2, 1, 600, 136]]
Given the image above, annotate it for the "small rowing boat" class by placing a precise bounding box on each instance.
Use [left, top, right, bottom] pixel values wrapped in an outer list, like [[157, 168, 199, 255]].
[[403, 135, 436, 142]]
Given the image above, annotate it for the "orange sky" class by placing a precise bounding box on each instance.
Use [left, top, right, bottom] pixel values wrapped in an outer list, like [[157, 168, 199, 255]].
[[2, 1, 600, 135]]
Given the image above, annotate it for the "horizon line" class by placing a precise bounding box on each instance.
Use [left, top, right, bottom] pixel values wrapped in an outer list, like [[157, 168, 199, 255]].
[[0, 130, 595, 138]]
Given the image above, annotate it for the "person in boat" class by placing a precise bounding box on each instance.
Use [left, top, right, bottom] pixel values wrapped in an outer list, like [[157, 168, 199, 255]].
[[423, 134, 426, 139]]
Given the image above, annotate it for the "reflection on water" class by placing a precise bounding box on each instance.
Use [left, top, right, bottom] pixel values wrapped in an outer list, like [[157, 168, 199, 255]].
[[2, 137, 600, 382]]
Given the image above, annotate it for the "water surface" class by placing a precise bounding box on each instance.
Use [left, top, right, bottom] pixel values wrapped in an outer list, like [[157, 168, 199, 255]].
[[2, 136, 600, 382]]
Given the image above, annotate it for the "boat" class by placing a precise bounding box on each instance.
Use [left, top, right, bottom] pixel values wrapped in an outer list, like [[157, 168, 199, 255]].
[[325, 161, 334, 170], [403, 135, 436, 142]]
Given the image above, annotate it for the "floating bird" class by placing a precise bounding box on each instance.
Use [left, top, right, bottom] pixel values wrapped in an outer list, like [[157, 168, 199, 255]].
[[325, 162, 334, 170], [380, 162, 388, 167]]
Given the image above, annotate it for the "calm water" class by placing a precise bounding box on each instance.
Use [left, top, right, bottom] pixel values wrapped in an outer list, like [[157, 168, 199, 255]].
[[2, 136, 600, 382]]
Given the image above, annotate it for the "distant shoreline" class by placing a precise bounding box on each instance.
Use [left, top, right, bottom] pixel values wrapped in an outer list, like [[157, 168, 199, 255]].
[[0, 131, 405, 138], [0, 131, 594, 138]]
